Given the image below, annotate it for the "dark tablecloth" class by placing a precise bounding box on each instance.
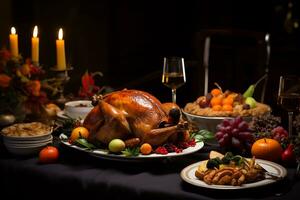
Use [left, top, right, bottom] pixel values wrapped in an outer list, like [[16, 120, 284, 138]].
[[0, 138, 299, 200]]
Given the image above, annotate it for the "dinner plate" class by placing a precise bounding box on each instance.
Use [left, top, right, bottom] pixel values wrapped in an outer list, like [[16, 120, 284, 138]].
[[59, 133, 204, 161], [180, 159, 287, 189]]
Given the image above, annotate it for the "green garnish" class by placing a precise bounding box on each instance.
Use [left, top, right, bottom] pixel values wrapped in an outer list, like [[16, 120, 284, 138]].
[[75, 138, 96, 150], [122, 147, 140, 157], [190, 129, 214, 143]]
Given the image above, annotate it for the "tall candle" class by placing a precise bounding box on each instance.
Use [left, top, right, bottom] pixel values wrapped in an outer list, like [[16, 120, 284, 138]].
[[56, 28, 66, 70], [31, 26, 39, 64], [9, 27, 19, 57]]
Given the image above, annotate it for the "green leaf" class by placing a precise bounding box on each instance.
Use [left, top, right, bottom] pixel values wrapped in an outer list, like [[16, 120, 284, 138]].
[[190, 129, 214, 142], [75, 138, 96, 149], [122, 147, 140, 157]]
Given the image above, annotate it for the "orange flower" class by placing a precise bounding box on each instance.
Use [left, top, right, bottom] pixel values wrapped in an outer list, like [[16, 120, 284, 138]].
[[20, 63, 31, 76], [0, 73, 12, 88], [26, 80, 41, 96]]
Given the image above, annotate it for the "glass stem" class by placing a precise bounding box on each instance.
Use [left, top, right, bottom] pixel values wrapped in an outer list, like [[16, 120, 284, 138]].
[[288, 111, 294, 137], [172, 88, 176, 103]]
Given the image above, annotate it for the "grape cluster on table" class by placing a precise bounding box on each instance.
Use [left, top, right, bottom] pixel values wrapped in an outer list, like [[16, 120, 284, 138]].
[[215, 116, 254, 153]]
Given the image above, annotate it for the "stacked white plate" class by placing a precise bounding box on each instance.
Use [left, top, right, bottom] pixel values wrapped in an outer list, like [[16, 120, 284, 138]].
[[2, 133, 53, 156]]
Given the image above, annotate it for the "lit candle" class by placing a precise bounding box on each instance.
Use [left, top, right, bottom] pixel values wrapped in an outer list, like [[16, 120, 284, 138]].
[[31, 26, 39, 64], [56, 28, 66, 70], [9, 27, 19, 57]]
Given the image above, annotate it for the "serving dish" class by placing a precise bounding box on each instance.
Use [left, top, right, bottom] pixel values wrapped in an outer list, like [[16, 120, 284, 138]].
[[180, 159, 287, 190], [59, 133, 204, 161], [64, 100, 93, 119]]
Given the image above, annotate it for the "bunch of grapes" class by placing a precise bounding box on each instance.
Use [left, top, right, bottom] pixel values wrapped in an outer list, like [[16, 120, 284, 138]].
[[250, 115, 281, 133], [215, 117, 254, 153], [272, 126, 288, 142]]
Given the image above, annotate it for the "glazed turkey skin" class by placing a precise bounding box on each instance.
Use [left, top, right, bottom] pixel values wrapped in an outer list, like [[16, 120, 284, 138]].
[[83, 89, 182, 146]]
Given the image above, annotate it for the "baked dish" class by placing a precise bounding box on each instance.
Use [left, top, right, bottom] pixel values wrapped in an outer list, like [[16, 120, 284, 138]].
[[1, 122, 52, 137]]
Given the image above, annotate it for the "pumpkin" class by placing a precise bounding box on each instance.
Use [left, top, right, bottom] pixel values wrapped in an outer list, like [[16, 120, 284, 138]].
[[251, 138, 283, 162]]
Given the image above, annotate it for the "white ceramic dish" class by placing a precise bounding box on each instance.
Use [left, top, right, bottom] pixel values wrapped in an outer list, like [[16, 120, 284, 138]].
[[180, 159, 287, 190], [64, 100, 93, 119], [182, 110, 252, 132], [59, 133, 204, 161], [2, 133, 52, 141], [3, 135, 53, 145], [5, 144, 49, 156]]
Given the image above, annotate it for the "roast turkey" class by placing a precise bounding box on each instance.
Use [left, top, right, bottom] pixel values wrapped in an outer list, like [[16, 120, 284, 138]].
[[83, 89, 186, 146]]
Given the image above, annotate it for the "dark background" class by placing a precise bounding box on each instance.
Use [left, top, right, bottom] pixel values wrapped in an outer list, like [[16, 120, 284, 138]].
[[0, 0, 299, 110]]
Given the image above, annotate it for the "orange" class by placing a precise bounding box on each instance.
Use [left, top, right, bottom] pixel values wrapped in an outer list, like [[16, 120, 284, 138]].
[[222, 97, 233, 106], [251, 138, 283, 162], [210, 96, 223, 106], [211, 88, 222, 96], [70, 126, 90, 143], [140, 143, 152, 155], [212, 105, 222, 111], [222, 104, 233, 111]]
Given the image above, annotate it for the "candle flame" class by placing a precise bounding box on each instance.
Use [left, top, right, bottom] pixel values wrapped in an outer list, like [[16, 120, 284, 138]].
[[58, 28, 63, 40], [33, 26, 38, 37], [11, 27, 16, 34]]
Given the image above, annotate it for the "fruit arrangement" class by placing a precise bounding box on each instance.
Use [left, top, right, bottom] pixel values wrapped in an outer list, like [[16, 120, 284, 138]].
[[184, 82, 271, 117], [215, 117, 254, 155], [215, 114, 299, 165]]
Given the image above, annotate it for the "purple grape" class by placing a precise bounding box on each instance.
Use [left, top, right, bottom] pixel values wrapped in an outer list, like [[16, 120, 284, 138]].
[[232, 117, 242, 128], [215, 131, 224, 140], [231, 128, 239, 137], [216, 124, 223, 131], [222, 119, 231, 127], [237, 131, 254, 141], [224, 126, 233, 133], [238, 121, 249, 131], [231, 137, 241, 149], [235, 116, 243, 124], [223, 133, 230, 143], [218, 138, 226, 147]]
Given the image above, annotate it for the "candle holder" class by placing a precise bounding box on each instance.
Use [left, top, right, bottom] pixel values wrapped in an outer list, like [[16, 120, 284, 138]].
[[50, 67, 73, 105]]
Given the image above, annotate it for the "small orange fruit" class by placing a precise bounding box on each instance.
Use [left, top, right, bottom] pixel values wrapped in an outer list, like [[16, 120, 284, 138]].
[[222, 97, 234, 106], [222, 104, 233, 111], [140, 143, 152, 155], [251, 138, 283, 162], [211, 88, 222, 96], [210, 96, 223, 106], [212, 105, 222, 111], [70, 126, 89, 143]]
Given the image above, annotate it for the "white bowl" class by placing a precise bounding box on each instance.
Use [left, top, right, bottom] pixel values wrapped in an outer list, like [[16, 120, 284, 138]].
[[3, 135, 53, 145], [182, 110, 252, 133], [2, 131, 52, 141], [5, 144, 48, 156], [64, 100, 93, 119]]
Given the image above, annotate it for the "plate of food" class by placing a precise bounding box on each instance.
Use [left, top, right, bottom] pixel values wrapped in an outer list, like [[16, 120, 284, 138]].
[[59, 133, 204, 161], [180, 151, 287, 189], [58, 89, 210, 161]]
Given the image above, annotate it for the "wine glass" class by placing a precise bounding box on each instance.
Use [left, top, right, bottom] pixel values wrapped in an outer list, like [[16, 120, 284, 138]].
[[162, 57, 186, 103], [277, 76, 300, 137]]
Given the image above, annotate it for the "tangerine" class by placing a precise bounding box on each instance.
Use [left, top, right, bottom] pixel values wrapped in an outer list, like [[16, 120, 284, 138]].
[[211, 88, 222, 97], [210, 96, 223, 107], [70, 126, 90, 143], [140, 143, 152, 155]]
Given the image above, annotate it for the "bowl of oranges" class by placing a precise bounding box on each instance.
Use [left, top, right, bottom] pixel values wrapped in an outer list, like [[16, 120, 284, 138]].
[[183, 86, 270, 133]]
